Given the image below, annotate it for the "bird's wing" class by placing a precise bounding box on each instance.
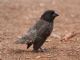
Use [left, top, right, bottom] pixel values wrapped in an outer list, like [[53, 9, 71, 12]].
[[15, 28, 37, 44], [26, 20, 49, 41], [15, 20, 49, 44], [36, 20, 49, 35]]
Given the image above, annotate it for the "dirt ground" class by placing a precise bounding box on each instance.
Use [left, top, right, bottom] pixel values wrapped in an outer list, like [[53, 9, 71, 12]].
[[0, 0, 80, 60]]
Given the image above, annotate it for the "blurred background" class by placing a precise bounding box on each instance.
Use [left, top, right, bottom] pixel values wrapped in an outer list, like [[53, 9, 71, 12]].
[[0, 0, 80, 60]]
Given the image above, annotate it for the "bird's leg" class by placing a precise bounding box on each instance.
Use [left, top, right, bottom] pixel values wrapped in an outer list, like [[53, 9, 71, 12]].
[[32, 48, 47, 52], [39, 47, 44, 52], [39, 47, 47, 52], [32, 48, 44, 52]]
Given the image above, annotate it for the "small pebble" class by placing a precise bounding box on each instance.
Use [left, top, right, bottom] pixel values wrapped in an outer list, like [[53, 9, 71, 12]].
[[35, 56, 41, 59], [47, 54, 50, 56], [26, 57, 30, 59], [39, 3, 45, 7], [62, 32, 75, 40], [51, 33, 61, 39], [47, 54, 52, 58]]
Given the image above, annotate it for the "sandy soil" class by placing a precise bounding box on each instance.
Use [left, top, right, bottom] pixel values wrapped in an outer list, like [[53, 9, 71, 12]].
[[0, 0, 80, 60]]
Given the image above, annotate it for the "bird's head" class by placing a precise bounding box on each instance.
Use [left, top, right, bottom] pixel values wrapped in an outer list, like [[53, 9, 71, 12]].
[[40, 10, 59, 22]]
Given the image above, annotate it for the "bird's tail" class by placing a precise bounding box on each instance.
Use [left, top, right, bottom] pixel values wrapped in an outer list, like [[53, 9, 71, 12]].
[[15, 39, 25, 44], [15, 36, 29, 44]]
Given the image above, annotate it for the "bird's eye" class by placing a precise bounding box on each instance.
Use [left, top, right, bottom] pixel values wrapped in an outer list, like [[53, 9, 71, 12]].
[[50, 12, 54, 15]]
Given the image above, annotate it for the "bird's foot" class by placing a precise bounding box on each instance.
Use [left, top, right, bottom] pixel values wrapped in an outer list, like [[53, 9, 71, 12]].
[[39, 48, 47, 52], [32, 48, 47, 52]]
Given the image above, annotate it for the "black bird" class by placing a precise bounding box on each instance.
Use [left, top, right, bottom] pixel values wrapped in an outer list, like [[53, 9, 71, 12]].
[[15, 10, 59, 52]]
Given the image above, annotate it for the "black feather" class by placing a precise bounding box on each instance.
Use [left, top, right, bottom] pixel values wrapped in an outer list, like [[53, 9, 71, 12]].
[[15, 10, 59, 52]]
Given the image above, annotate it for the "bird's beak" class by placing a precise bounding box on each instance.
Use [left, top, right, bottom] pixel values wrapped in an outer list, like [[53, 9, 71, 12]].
[[53, 11, 59, 17], [55, 13, 59, 16]]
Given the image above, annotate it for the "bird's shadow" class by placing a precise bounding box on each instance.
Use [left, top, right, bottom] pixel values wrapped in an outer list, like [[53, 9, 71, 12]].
[[9, 48, 50, 54], [14, 49, 29, 53], [9, 46, 57, 54], [9, 48, 31, 54]]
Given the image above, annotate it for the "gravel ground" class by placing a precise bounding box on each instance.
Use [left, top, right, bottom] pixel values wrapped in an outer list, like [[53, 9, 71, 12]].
[[0, 0, 80, 60]]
